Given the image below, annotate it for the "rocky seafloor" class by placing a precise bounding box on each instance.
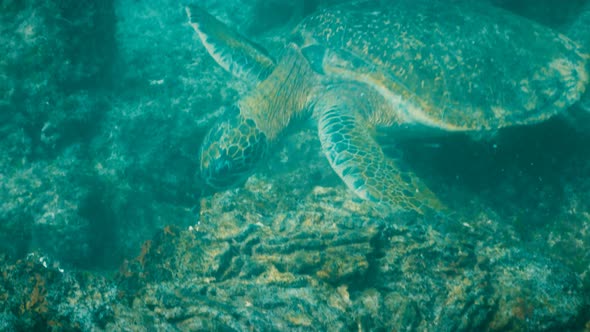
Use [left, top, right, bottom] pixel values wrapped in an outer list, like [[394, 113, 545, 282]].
[[1, 0, 589, 330]]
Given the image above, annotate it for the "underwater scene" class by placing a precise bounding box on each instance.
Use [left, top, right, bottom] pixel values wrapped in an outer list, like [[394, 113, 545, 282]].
[[1, 0, 590, 330]]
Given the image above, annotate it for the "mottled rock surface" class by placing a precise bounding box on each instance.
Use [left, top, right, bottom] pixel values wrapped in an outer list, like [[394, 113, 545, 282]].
[[0, 0, 118, 266]]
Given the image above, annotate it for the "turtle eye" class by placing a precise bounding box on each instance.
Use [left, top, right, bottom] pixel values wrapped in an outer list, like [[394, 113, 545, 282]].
[[199, 111, 267, 189]]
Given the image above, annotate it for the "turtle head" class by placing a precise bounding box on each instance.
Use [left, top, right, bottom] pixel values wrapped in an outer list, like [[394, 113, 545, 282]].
[[199, 107, 268, 190]]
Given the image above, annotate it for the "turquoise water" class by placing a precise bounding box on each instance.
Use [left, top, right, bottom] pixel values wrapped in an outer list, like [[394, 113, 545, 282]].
[[1, 0, 589, 330]]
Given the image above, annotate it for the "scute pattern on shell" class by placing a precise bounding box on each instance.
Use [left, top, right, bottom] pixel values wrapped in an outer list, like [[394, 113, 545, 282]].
[[295, 0, 589, 130]]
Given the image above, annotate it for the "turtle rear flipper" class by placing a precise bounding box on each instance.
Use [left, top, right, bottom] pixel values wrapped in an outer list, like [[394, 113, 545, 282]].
[[186, 5, 275, 83], [316, 94, 444, 215]]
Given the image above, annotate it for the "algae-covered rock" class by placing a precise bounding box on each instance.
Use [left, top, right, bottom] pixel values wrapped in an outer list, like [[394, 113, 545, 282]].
[[104, 160, 586, 330], [0, 252, 117, 330]]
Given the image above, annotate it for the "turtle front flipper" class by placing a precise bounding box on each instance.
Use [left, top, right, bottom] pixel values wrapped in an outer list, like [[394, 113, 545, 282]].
[[186, 5, 275, 83], [316, 95, 443, 215]]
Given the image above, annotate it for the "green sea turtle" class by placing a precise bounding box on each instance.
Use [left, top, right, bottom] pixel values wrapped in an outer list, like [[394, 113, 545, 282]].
[[186, 0, 589, 214], [564, 1, 590, 113]]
